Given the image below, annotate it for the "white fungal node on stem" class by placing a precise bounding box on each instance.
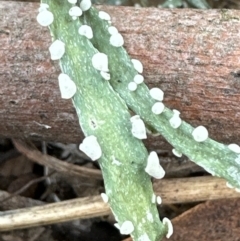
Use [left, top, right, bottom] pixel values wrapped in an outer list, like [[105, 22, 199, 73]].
[[114, 223, 120, 230], [151, 102, 165, 115], [149, 88, 164, 101], [169, 110, 182, 129], [156, 196, 162, 205], [100, 193, 109, 203], [69, 6, 82, 18], [235, 188, 240, 192], [172, 148, 182, 158], [98, 11, 111, 21], [92, 53, 109, 72], [226, 182, 234, 189], [108, 26, 118, 35], [110, 33, 124, 47], [100, 71, 110, 80], [130, 115, 147, 139], [37, 9, 54, 27], [145, 151, 165, 179], [151, 193, 156, 203], [128, 82, 137, 91], [58, 73, 77, 99], [228, 144, 240, 153], [38, 3, 49, 12], [49, 40, 65, 60], [79, 135, 102, 161], [133, 74, 144, 84], [131, 59, 143, 73], [120, 221, 134, 235], [80, 0, 92, 11], [192, 125, 209, 142], [78, 25, 93, 39], [163, 217, 173, 239], [68, 0, 77, 3]]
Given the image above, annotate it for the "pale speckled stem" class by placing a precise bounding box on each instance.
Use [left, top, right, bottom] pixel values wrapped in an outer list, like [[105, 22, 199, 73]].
[[83, 7, 240, 190], [41, 0, 167, 240]]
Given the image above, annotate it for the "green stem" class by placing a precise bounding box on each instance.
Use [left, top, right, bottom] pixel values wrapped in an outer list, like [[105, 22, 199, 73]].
[[83, 7, 240, 190], [39, 0, 167, 240]]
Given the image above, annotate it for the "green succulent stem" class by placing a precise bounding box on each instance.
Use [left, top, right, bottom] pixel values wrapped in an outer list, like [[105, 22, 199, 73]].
[[39, 0, 240, 240], [83, 6, 240, 190], [42, 0, 167, 240]]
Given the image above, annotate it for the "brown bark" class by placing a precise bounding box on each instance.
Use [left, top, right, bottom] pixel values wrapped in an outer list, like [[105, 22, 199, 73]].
[[1, 2, 240, 147]]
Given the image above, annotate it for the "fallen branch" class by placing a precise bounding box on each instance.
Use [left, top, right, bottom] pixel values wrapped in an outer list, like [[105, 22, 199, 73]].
[[153, 176, 240, 204], [1, 175, 239, 231], [0, 195, 110, 231], [13, 139, 103, 180], [0, 2, 240, 148]]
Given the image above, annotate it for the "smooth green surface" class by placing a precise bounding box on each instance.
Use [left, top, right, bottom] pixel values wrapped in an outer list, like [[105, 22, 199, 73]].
[[43, 0, 167, 240]]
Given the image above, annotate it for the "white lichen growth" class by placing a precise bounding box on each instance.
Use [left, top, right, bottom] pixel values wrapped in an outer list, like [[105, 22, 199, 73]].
[[169, 110, 182, 129], [235, 188, 240, 193], [228, 144, 240, 154], [130, 115, 147, 139], [69, 6, 82, 19], [108, 26, 118, 35], [99, 11, 111, 21], [114, 223, 120, 229], [145, 151, 165, 179], [133, 74, 144, 84], [68, 0, 77, 3], [92, 53, 109, 72], [49, 40, 65, 60], [172, 148, 182, 158], [192, 125, 209, 142], [80, 0, 92, 11], [78, 25, 93, 39], [226, 182, 234, 189], [151, 193, 156, 203], [110, 33, 124, 47], [100, 71, 110, 80], [128, 82, 137, 91], [163, 217, 173, 239], [58, 73, 77, 99], [79, 135, 102, 161], [131, 59, 143, 73], [100, 193, 109, 203], [38, 3, 49, 12], [157, 196, 162, 204], [120, 221, 134, 235], [151, 102, 165, 115], [37, 9, 54, 27], [149, 88, 164, 101]]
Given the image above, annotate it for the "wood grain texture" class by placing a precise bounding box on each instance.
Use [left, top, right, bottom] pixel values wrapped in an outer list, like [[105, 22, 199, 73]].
[[1, 176, 240, 231], [153, 176, 240, 204], [0, 2, 240, 148]]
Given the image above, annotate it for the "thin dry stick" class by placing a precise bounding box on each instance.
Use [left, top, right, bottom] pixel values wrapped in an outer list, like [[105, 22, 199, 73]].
[[0, 195, 110, 231], [0, 190, 44, 210], [1, 176, 240, 231], [0, 171, 55, 203], [154, 176, 240, 204], [13, 139, 102, 180]]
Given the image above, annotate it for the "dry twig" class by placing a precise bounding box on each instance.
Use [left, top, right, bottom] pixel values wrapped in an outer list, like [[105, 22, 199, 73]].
[[13, 139, 102, 180]]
